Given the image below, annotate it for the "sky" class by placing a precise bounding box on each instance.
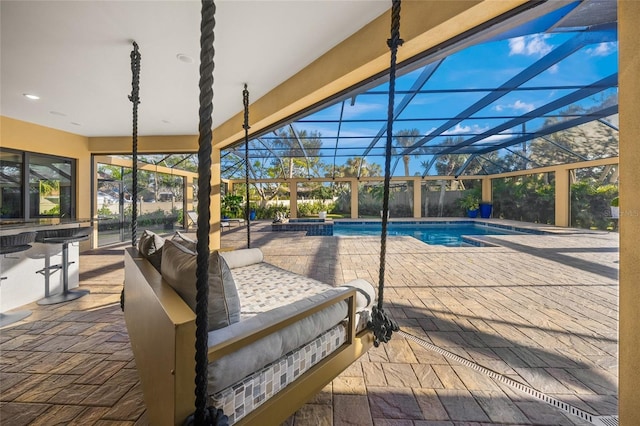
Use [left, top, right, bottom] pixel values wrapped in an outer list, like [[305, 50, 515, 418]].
[[234, 4, 619, 179]]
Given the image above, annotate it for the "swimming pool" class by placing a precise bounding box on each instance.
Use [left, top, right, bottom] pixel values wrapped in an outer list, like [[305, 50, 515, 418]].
[[333, 221, 524, 246]]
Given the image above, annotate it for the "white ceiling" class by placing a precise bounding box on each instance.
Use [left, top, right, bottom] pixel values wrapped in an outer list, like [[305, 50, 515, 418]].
[[0, 0, 389, 137]]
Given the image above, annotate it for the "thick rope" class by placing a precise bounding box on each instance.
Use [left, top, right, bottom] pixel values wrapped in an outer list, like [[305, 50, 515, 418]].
[[129, 41, 141, 249], [184, 1, 227, 425], [243, 84, 251, 249], [122, 41, 141, 312], [369, 0, 402, 347], [184, 408, 228, 426]]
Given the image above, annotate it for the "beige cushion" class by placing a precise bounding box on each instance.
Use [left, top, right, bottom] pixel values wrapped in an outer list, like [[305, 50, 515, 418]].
[[207, 288, 349, 393], [219, 248, 264, 269], [171, 231, 197, 252], [161, 239, 241, 331], [137, 229, 164, 272], [339, 279, 376, 310]]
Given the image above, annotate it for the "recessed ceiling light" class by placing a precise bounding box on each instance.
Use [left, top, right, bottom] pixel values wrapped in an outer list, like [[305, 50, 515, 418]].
[[23, 93, 40, 100], [50, 111, 67, 117], [176, 53, 194, 64]]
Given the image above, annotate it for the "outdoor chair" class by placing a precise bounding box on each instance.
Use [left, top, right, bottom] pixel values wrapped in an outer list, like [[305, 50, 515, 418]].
[[187, 210, 230, 231]]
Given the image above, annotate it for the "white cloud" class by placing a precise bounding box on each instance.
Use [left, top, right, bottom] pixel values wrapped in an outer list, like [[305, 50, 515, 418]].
[[508, 37, 526, 55], [480, 134, 512, 143], [509, 34, 552, 57], [512, 100, 535, 112], [444, 123, 471, 135], [443, 123, 489, 136], [586, 42, 616, 57], [343, 101, 384, 118], [548, 64, 559, 74], [494, 100, 535, 113]]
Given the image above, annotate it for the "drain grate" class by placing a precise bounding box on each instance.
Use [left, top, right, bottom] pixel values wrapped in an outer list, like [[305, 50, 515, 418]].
[[398, 330, 618, 426], [592, 416, 620, 426]]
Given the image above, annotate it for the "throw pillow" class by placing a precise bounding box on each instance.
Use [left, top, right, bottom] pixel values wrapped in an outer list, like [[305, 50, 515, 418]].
[[171, 231, 197, 252], [137, 229, 164, 272], [161, 239, 241, 331]]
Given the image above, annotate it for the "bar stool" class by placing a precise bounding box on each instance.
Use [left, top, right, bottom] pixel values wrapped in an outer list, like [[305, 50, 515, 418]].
[[0, 231, 37, 327], [36, 227, 92, 305]]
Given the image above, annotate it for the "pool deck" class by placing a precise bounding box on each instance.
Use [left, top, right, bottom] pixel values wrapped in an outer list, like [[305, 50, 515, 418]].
[[0, 220, 618, 425]]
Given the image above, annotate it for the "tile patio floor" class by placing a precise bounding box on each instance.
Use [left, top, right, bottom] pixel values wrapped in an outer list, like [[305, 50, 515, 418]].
[[0, 221, 619, 425]]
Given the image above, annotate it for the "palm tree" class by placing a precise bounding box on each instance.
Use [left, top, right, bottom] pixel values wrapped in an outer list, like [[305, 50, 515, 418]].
[[339, 157, 382, 177], [393, 128, 422, 177]]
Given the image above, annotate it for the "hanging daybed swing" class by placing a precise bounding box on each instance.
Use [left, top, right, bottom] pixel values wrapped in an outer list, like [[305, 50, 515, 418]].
[[123, 1, 402, 425]]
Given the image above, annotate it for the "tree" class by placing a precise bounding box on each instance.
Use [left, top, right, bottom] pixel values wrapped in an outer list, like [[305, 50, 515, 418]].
[[270, 127, 328, 178], [431, 136, 474, 176], [336, 157, 382, 178], [500, 96, 618, 174], [247, 159, 289, 207], [393, 128, 422, 177]]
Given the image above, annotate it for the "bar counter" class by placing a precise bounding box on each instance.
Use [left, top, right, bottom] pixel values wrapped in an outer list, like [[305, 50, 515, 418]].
[[0, 218, 93, 312], [0, 218, 93, 236]]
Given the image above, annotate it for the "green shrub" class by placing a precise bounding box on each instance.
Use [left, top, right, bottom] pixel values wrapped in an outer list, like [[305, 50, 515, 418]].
[[253, 204, 289, 220], [297, 202, 313, 217], [297, 200, 335, 217], [570, 181, 617, 229], [97, 205, 115, 218], [492, 175, 555, 224], [459, 194, 480, 211], [221, 194, 244, 218], [41, 205, 60, 216]]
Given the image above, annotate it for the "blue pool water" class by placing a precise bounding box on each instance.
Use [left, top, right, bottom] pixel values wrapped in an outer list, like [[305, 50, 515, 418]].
[[333, 222, 521, 246]]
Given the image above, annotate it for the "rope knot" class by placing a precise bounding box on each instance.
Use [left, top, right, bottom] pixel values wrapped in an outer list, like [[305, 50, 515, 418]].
[[386, 37, 404, 49], [368, 305, 399, 347], [183, 406, 228, 426], [129, 42, 141, 106], [242, 84, 250, 131], [128, 94, 140, 104]]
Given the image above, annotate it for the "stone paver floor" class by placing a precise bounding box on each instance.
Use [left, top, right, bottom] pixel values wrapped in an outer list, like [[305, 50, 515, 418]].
[[1, 221, 618, 425]]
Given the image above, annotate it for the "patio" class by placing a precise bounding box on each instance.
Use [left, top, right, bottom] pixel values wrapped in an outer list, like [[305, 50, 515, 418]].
[[0, 221, 618, 425]]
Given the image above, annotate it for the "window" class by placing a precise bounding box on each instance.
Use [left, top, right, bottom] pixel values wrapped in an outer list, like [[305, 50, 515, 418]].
[[0, 148, 76, 219], [0, 149, 23, 218]]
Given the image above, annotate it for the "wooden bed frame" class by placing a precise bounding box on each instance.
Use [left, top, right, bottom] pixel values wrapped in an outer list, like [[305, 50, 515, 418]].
[[124, 247, 375, 425]]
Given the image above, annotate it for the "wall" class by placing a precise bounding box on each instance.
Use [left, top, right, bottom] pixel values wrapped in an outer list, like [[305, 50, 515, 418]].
[[88, 135, 198, 153], [1, 116, 92, 221]]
